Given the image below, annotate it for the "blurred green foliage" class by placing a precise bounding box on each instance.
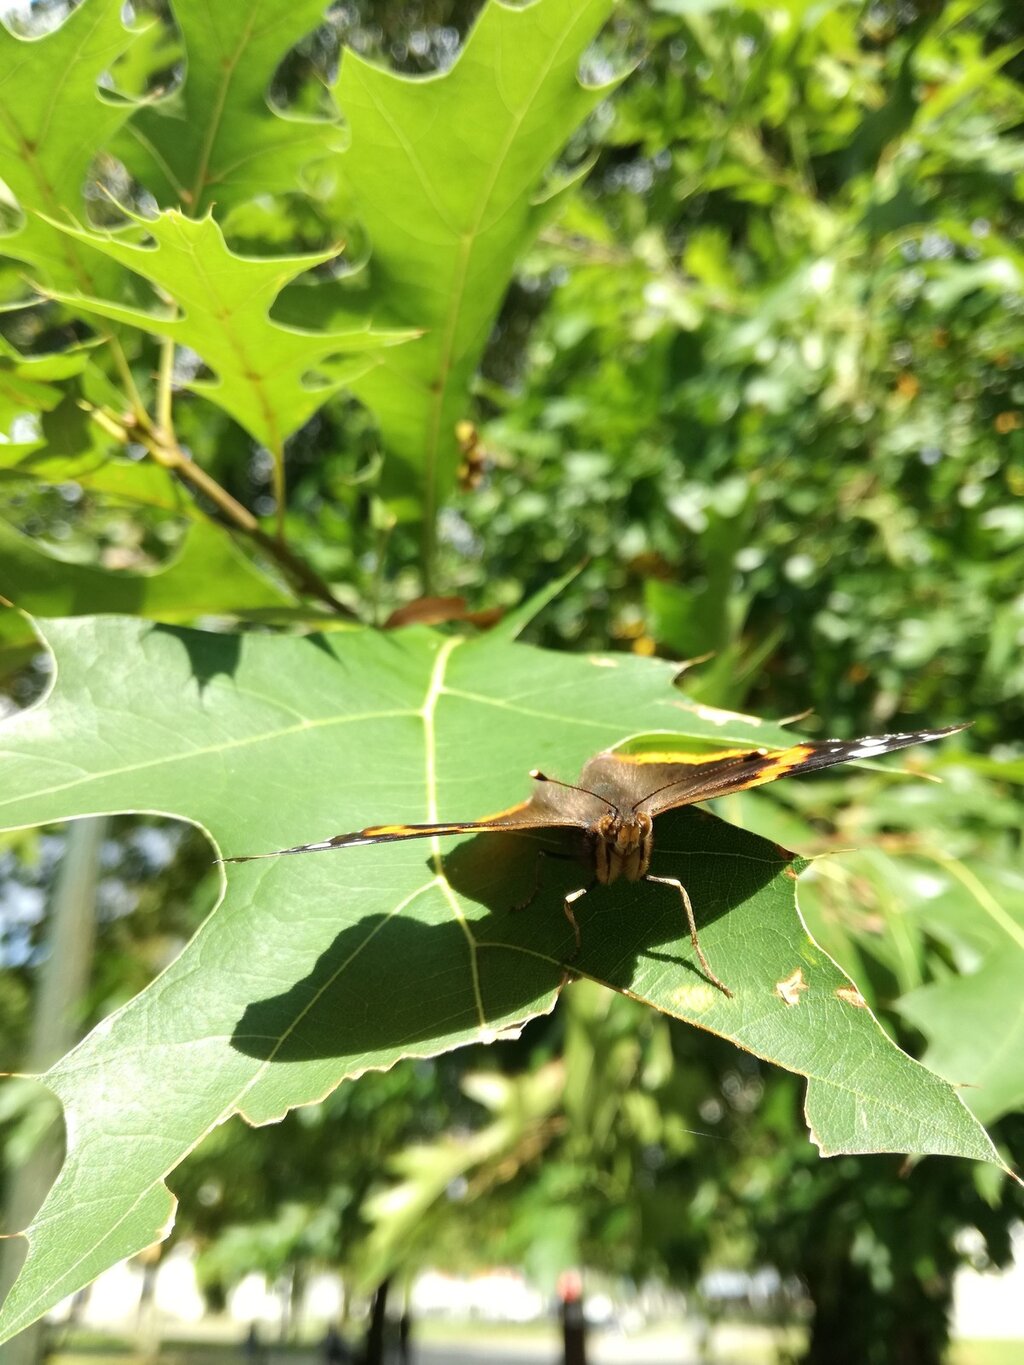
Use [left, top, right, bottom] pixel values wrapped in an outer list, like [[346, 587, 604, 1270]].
[[441, 0, 1024, 740]]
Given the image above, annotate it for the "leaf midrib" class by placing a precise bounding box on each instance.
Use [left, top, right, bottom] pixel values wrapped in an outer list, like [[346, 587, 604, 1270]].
[[0, 707, 414, 815]]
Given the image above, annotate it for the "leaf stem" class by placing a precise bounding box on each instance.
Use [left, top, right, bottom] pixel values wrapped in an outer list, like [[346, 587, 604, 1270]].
[[421, 514, 436, 596], [269, 442, 287, 545], [155, 336, 175, 435], [107, 336, 151, 428]]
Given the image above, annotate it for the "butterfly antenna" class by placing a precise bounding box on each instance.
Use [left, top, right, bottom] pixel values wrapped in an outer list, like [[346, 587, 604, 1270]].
[[629, 750, 771, 812], [529, 770, 618, 812], [629, 777, 696, 813]]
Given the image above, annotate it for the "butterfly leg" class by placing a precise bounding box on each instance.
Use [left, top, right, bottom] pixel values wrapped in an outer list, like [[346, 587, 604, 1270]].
[[510, 848, 579, 915], [563, 884, 593, 955], [645, 875, 733, 998], [511, 849, 552, 913]]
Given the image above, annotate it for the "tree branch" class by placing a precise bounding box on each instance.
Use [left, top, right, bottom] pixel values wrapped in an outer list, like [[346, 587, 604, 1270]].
[[82, 401, 357, 620]]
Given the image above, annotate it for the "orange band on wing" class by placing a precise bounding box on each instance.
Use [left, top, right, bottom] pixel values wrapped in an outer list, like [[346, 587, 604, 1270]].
[[360, 800, 536, 839], [746, 743, 815, 777], [361, 821, 484, 838], [709, 744, 817, 793]]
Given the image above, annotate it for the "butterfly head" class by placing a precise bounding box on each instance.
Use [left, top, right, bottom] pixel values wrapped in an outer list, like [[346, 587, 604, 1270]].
[[592, 810, 654, 884]]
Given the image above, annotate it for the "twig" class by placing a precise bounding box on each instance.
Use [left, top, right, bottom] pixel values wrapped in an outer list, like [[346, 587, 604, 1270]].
[[82, 400, 356, 619]]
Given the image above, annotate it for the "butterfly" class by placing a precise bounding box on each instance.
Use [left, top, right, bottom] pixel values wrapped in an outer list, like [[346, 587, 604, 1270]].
[[221, 724, 968, 998]]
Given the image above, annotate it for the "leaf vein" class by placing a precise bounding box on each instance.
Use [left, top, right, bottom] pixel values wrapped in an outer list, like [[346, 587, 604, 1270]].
[[0, 707, 417, 814]]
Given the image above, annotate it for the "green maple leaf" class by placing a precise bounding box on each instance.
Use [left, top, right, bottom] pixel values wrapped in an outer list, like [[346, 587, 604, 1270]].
[[0, 441, 296, 620], [0, 517, 293, 622], [0, 0, 137, 292], [899, 858, 1024, 1126], [0, 338, 85, 436], [0, 610, 1007, 1341], [335, 0, 618, 528], [114, 0, 338, 213], [47, 209, 412, 454]]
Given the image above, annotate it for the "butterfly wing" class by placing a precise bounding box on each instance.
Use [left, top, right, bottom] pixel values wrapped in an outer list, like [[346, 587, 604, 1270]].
[[598, 724, 969, 816], [219, 770, 600, 863], [219, 726, 969, 862]]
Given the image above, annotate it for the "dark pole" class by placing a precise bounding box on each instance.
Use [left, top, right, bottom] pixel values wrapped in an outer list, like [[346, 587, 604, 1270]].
[[558, 1270, 587, 1365], [363, 1277, 390, 1365]]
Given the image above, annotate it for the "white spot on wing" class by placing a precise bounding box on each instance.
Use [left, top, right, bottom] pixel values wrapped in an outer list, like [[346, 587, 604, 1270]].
[[848, 742, 892, 758]]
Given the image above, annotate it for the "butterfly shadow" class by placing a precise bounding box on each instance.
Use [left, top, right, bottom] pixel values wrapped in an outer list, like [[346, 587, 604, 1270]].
[[149, 622, 243, 691], [230, 832, 583, 1066], [230, 809, 791, 1064]]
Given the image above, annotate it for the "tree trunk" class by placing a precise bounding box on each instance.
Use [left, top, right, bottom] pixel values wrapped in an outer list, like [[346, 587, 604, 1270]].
[[801, 1257, 951, 1365]]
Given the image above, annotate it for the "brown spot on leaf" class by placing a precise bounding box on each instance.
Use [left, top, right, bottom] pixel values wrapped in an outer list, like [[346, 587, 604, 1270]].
[[670, 982, 719, 1013], [776, 969, 808, 1006], [836, 986, 868, 1008]]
